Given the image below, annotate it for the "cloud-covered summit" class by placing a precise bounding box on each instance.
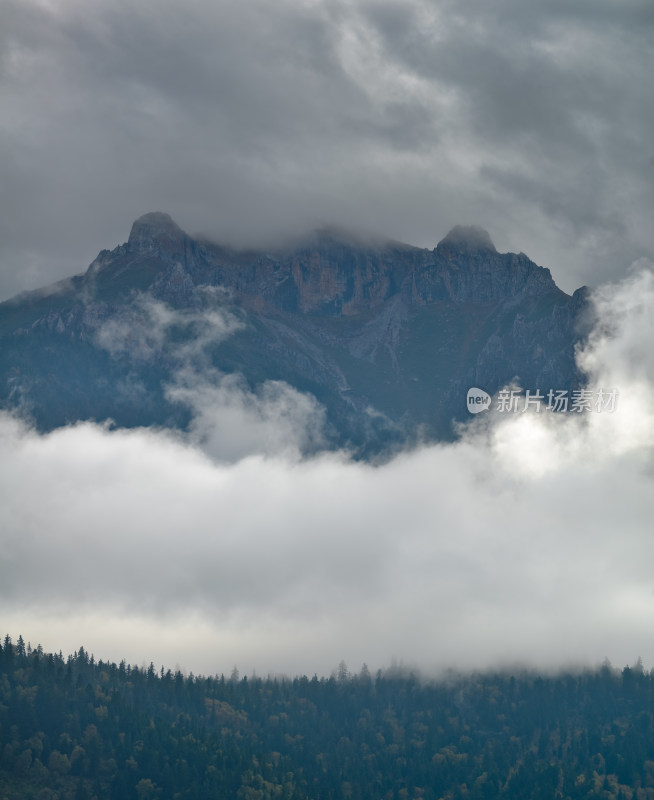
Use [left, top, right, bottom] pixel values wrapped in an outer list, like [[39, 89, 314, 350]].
[[437, 225, 497, 254], [0, 211, 586, 450], [127, 212, 187, 253], [1, 0, 652, 301]]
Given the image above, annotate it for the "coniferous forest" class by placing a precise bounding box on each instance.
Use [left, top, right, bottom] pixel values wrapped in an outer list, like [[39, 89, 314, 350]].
[[2, 636, 654, 799]]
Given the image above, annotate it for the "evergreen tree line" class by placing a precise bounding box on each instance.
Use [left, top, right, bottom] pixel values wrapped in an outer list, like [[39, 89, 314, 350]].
[[1, 634, 654, 800]]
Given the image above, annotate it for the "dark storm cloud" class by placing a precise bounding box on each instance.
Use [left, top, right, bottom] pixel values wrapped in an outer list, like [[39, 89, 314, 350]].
[[1, 0, 653, 300], [361, 0, 654, 259]]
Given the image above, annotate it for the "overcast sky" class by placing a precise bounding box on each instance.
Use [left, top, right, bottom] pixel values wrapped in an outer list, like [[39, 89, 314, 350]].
[[1, 0, 653, 300], [1, 261, 653, 678]]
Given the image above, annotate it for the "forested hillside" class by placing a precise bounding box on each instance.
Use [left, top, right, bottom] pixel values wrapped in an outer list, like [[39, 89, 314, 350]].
[[1, 636, 653, 800]]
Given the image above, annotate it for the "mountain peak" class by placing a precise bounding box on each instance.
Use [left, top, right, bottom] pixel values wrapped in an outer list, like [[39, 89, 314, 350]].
[[128, 212, 186, 253], [437, 225, 496, 254], [0, 214, 585, 450]]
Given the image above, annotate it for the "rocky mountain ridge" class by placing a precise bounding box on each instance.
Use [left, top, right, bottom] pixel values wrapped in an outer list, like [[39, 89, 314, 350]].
[[0, 213, 591, 453], [93, 213, 565, 312]]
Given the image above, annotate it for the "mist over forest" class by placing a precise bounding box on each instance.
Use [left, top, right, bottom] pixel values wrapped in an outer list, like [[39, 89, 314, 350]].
[[2, 634, 654, 800]]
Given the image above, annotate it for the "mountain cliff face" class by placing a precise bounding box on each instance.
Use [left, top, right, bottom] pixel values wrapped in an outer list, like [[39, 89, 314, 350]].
[[0, 213, 590, 453]]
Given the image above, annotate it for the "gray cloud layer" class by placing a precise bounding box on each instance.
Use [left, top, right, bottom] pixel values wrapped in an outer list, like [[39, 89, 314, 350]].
[[1, 0, 653, 300], [1, 263, 653, 677]]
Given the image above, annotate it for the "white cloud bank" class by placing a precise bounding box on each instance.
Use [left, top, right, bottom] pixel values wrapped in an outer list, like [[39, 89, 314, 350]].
[[1, 265, 653, 677]]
